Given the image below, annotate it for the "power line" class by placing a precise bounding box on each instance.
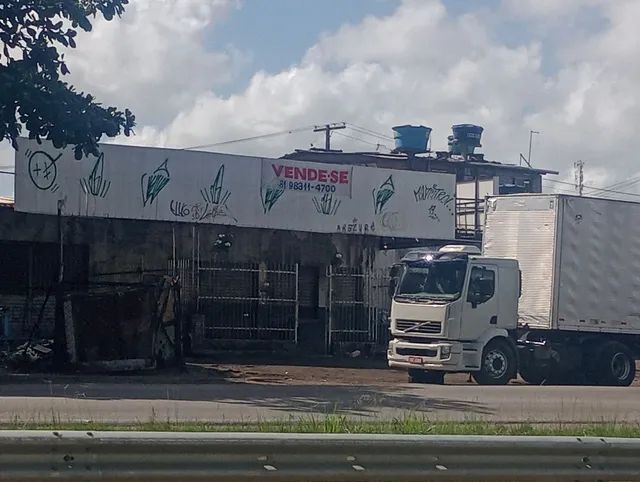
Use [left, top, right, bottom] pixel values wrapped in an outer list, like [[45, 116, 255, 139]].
[[0, 170, 15, 175], [333, 131, 391, 151], [545, 178, 640, 198], [183, 125, 317, 150], [593, 175, 640, 195], [347, 123, 394, 141]]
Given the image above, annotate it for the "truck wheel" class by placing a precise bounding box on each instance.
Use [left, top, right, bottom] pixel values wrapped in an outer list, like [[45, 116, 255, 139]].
[[473, 339, 517, 385], [408, 369, 445, 384], [596, 342, 636, 387]]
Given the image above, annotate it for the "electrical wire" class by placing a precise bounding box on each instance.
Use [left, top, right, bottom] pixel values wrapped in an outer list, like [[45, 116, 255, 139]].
[[0, 170, 14, 175], [333, 131, 392, 151], [545, 178, 640, 198], [183, 125, 317, 150], [347, 123, 394, 141], [591, 175, 640, 196]]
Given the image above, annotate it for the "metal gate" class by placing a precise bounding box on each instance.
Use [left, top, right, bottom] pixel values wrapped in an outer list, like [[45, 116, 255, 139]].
[[327, 265, 391, 352], [197, 262, 299, 342], [168, 258, 196, 313]]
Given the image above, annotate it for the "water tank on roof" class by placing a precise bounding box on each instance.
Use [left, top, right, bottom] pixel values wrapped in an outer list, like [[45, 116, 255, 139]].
[[392, 125, 431, 154], [448, 124, 483, 156]]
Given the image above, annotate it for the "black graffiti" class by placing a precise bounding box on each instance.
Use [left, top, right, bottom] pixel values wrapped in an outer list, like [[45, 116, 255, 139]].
[[337, 218, 375, 234], [372, 175, 395, 214], [413, 183, 454, 210], [170, 200, 237, 223], [80, 152, 110, 198], [170, 200, 191, 217], [27, 149, 62, 192], [141, 159, 170, 207], [313, 193, 341, 216], [428, 205, 440, 222]]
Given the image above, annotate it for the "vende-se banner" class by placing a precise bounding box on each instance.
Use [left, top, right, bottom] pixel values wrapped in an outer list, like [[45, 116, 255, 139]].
[[14, 139, 456, 240], [261, 159, 353, 198]]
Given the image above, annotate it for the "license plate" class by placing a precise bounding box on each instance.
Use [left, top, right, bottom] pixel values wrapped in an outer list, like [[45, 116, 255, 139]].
[[408, 356, 423, 365]]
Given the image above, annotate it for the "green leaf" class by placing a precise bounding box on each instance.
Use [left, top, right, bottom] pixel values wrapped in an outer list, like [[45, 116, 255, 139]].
[[0, 0, 135, 157]]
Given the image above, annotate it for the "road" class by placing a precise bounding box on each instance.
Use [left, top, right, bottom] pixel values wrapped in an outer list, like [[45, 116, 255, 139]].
[[1, 380, 639, 424]]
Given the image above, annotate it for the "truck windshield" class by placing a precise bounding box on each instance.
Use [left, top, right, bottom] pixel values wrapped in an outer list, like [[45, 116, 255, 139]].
[[395, 260, 466, 301]]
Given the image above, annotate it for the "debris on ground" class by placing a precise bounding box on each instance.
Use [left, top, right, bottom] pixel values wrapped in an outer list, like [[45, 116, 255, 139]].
[[1, 339, 54, 370]]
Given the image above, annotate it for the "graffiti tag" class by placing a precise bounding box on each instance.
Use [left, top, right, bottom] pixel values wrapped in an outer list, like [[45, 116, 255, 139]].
[[141, 159, 170, 207], [372, 175, 395, 214], [312, 193, 341, 216], [337, 218, 375, 234], [27, 150, 61, 192], [413, 183, 454, 211], [80, 152, 111, 198]]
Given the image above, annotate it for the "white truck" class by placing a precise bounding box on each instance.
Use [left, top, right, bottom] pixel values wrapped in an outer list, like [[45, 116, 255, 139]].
[[387, 194, 640, 386]]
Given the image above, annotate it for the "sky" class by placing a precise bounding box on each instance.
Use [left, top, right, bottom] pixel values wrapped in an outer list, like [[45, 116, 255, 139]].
[[2, 0, 640, 199]]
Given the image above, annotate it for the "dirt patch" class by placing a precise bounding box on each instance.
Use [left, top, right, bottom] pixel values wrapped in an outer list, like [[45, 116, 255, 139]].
[[2, 357, 638, 387], [204, 361, 474, 385]]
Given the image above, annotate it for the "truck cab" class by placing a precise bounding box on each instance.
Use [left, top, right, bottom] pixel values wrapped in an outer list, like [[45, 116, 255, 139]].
[[387, 245, 520, 384]]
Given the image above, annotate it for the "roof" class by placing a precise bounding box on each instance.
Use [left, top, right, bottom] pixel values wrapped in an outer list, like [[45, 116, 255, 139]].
[[282, 149, 559, 176]]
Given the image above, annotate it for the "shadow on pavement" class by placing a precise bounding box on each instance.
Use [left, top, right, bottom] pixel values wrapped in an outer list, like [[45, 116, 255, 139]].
[[0, 382, 494, 417]]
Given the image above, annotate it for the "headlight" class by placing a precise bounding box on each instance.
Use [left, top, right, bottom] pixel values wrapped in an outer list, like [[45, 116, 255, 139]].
[[440, 345, 451, 358]]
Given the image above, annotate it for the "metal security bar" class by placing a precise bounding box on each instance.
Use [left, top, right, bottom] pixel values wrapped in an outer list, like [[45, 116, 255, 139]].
[[197, 262, 299, 343], [168, 258, 196, 313], [2, 431, 640, 481], [327, 265, 391, 353]]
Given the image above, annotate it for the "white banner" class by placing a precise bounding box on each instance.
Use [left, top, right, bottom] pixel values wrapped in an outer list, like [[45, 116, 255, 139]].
[[14, 139, 456, 240], [261, 158, 353, 199]]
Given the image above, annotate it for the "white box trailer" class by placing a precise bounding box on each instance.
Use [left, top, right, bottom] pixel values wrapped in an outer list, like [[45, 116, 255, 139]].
[[483, 194, 640, 336], [387, 193, 640, 386]]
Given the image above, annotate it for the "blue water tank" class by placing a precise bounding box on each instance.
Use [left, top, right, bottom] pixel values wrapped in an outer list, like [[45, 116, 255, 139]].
[[392, 125, 431, 154], [448, 124, 483, 156]]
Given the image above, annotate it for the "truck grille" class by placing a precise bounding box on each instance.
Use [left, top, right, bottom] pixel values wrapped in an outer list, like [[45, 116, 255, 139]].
[[395, 319, 442, 335], [397, 347, 438, 357]]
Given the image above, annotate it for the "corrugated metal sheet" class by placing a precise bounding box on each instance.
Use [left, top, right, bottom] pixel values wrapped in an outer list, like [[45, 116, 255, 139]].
[[483, 195, 557, 329], [556, 196, 640, 333]]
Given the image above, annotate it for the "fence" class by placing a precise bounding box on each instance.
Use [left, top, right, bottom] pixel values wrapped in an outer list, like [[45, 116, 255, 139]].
[[3, 431, 639, 481], [456, 197, 486, 240], [327, 265, 391, 353], [173, 256, 392, 352], [196, 262, 299, 343], [168, 258, 196, 314]]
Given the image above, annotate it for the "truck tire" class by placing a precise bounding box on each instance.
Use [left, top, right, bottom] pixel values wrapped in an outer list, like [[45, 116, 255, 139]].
[[408, 368, 445, 384], [596, 342, 636, 387], [473, 339, 517, 385]]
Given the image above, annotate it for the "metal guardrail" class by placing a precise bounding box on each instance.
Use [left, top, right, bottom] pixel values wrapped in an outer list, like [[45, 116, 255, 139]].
[[1, 431, 640, 481]]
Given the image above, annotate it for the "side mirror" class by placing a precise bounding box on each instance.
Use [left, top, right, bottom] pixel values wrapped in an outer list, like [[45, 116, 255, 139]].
[[467, 291, 480, 309]]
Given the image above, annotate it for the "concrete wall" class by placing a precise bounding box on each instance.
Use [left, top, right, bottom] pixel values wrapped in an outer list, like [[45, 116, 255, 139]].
[[0, 207, 403, 343], [0, 206, 392, 275]]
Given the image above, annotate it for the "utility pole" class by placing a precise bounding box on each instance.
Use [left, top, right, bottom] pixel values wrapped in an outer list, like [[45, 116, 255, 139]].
[[53, 199, 68, 370], [313, 123, 346, 151], [526, 130, 540, 166], [574, 160, 584, 196]]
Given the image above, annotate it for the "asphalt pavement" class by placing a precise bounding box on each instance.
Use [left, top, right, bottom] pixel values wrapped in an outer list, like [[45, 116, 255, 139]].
[[0, 380, 639, 424]]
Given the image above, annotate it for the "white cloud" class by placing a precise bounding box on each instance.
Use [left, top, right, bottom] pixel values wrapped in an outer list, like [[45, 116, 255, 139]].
[[4, 0, 640, 200], [66, 0, 241, 127]]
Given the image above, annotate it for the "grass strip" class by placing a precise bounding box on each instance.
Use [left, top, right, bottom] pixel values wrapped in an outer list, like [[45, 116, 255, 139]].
[[1, 415, 640, 437]]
